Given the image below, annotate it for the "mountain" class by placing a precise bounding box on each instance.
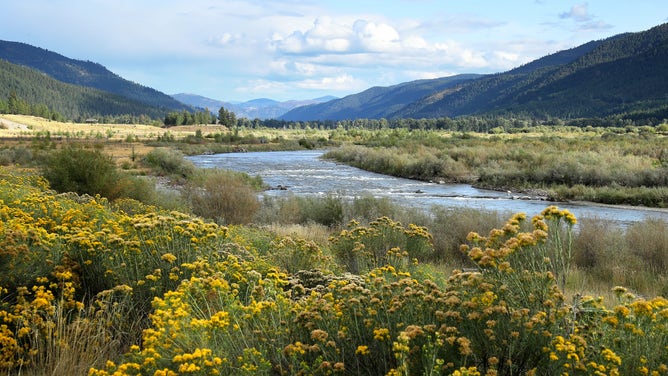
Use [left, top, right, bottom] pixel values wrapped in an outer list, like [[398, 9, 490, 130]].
[[281, 23, 668, 121], [0, 58, 173, 119], [171, 93, 228, 112], [280, 75, 481, 121], [0, 40, 189, 112], [172, 93, 337, 119]]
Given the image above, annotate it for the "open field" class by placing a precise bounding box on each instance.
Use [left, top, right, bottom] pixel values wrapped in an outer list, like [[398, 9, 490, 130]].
[[0, 114, 227, 139]]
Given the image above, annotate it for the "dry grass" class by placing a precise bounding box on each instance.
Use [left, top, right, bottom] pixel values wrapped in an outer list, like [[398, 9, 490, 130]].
[[0, 115, 230, 167], [263, 222, 333, 244], [0, 114, 227, 139]]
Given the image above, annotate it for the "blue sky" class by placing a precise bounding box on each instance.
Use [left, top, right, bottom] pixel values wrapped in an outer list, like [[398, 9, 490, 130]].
[[1, 1, 666, 102]]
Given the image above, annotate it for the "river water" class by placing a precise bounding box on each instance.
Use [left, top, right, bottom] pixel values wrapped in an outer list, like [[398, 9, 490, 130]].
[[188, 150, 668, 227]]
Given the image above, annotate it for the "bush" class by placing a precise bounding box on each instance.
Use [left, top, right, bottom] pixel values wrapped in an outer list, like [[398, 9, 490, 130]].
[[142, 147, 195, 179], [429, 207, 507, 263], [330, 216, 434, 274], [184, 169, 260, 225], [42, 146, 124, 200]]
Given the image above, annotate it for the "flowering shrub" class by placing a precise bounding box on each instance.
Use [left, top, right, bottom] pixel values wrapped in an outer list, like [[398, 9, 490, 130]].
[[0, 166, 229, 371], [3, 166, 668, 375], [330, 217, 433, 274]]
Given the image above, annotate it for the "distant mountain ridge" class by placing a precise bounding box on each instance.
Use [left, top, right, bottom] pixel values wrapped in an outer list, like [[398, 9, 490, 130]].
[[0, 40, 189, 112], [281, 23, 668, 121], [171, 93, 337, 120], [280, 74, 482, 121]]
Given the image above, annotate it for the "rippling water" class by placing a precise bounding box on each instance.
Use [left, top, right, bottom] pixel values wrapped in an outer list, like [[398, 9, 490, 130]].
[[188, 150, 668, 227]]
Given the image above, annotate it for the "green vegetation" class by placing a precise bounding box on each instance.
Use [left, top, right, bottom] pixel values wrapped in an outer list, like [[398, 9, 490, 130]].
[[325, 127, 668, 207]]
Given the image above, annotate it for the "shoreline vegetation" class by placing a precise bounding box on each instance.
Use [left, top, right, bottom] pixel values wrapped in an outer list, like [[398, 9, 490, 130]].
[[322, 129, 668, 208], [1, 114, 668, 374]]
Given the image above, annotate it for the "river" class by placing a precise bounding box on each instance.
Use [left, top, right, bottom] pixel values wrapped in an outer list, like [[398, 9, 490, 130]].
[[188, 150, 668, 227]]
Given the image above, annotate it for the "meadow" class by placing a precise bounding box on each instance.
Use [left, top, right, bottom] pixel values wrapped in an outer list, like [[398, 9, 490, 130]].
[[1, 115, 668, 375]]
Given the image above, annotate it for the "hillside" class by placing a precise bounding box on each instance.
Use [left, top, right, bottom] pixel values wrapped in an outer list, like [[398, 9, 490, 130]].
[[0, 40, 189, 112], [281, 23, 668, 121], [0, 59, 174, 119], [280, 74, 480, 121], [173, 93, 338, 119]]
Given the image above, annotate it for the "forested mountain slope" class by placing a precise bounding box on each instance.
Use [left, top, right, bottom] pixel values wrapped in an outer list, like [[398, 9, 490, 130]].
[[280, 74, 481, 121], [0, 59, 174, 120], [0, 40, 188, 111]]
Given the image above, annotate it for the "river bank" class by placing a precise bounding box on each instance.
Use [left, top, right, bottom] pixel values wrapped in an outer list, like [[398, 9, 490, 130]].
[[322, 132, 668, 208], [188, 150, 668, 227]]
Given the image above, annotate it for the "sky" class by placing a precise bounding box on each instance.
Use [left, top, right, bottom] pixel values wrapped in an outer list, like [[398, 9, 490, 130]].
[[1, 1, 666, 102]]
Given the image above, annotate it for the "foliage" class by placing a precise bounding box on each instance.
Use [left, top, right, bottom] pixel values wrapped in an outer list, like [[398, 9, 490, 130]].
[[85, 205, 614, 376], [183, 169, 261, 225], [141, 148, 196, 180], [0, 60, 170, 122], [218, 106, 237, 127], [164, 109, 216, 126], [42, 145, 124, 200], [329, 217, 433, 274], [325, 130, 668, 207], [0, 167, 230, 371], [0, 40, 189, 120]]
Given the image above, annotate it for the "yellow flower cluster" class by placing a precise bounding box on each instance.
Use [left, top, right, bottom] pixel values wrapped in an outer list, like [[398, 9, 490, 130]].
[[330, 216, 434, 274]]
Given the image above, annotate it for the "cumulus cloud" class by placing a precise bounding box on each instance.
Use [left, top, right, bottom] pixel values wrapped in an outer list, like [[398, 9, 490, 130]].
[[271, 17, 354, 54], [352, 20, 401, 52], [272, 17, 404, 55]]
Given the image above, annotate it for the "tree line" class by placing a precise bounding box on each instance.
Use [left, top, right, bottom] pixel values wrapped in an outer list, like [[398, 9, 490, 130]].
[[2, 87, 666, 132]]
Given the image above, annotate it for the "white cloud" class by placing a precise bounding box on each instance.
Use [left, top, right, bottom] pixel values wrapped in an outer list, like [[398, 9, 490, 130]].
[[353, 20, 401, 52], [296, 74, 359, 90], [271, 17, 356, 54], [238, 74, 365, 97], [560, 3, 592, 22], [272, 17, 404, 55]]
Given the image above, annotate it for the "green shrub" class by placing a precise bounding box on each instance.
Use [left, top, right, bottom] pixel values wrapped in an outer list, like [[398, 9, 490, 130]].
[[260, 194, 344, 227], [429, 207, 507, 263], [184, 169, 261, 225], [42, 146, 124, 200], [142, 147, 195, 179]]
